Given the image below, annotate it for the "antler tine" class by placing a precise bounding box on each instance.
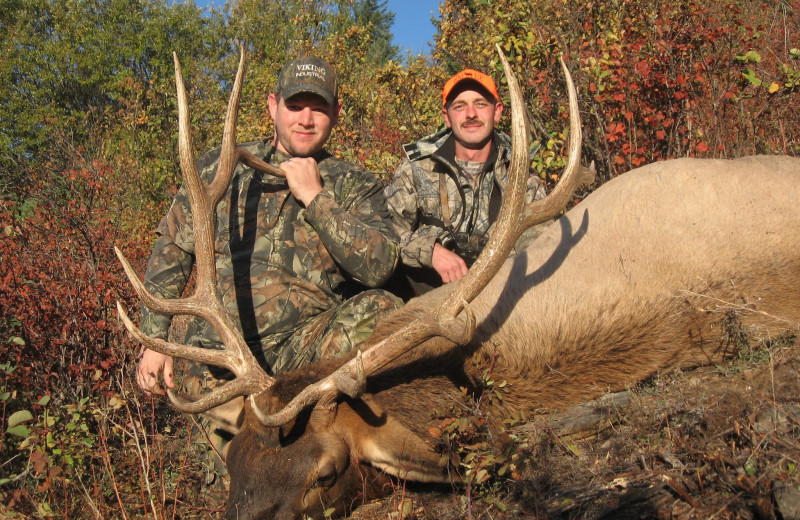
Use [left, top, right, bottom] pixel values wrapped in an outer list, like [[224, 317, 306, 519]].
[[236, 147, 286, 177], [209, 47, 247, 204], [115, 46, 273, 413], [520, 56, 594, 228], [251, 46, 589, 427], [115, 300, 236, 369], [214, 49, 286, 183]]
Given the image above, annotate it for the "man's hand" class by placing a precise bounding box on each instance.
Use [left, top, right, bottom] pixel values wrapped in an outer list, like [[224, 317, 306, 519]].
[[137, 349, 175, 396], [432, 243, 469, 284], [282, 157, 323, 206]]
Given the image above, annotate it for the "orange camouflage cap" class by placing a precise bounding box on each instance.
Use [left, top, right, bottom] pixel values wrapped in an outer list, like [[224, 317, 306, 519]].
[[442, 69, 499, 107]]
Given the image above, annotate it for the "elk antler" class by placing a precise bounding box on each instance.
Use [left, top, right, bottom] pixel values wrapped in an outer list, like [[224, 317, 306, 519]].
[[251, 46, 595, 427], [115, 47, 275, 412]]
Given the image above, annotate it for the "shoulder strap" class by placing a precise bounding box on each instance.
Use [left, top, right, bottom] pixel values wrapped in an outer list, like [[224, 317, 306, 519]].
[[439, 171, 452, 229], [488, 179, 502, 225]]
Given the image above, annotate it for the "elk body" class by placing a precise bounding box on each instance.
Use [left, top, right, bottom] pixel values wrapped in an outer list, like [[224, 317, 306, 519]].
[[115, 48, 800, 520]]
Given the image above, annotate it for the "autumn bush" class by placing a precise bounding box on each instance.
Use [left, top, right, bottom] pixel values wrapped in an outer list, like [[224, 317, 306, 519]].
[[0, 127, 158, 515], [0, 126, 225, 517]]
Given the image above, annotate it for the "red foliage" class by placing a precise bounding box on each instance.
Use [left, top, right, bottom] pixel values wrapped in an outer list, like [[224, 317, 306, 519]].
[[572, 0, 799, 176], [0, 155, 150, 397]]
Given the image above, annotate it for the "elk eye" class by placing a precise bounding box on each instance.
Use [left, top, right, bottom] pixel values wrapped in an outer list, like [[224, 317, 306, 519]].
[[314, 467, 337, 488]]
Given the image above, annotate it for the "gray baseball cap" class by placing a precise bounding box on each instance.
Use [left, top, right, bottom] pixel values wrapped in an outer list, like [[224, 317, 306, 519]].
[[275, 56, 338, 106]]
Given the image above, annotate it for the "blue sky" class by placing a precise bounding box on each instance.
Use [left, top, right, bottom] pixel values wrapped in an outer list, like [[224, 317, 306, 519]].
[[192, 0, 440, 56], [386, 0, 440, 55]]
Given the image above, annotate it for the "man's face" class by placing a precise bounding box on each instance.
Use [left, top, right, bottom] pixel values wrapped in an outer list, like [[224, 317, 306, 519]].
[[268, 92, 341, 157], [443, 89, 503, 150]]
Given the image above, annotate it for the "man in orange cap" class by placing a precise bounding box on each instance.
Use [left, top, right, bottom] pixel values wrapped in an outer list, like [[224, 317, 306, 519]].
[[384, 68, 549, 298]]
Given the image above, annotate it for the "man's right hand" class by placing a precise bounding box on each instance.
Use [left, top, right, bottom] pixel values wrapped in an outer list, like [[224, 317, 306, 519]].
[[281, 157, 323, 207], [432, 243, 469, 284], [137, 349, 175, 396]]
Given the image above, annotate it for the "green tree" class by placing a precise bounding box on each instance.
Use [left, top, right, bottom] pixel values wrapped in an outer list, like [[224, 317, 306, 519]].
[[351, 0, 399, 64], [0, 0, 229, 228]]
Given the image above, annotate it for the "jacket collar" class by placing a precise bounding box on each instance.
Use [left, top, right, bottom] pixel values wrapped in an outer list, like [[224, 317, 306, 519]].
[[402, 128, 512, 166]]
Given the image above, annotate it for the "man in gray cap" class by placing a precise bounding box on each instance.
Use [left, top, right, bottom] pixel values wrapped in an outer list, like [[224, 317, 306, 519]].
[[135, 56, 402, 489]]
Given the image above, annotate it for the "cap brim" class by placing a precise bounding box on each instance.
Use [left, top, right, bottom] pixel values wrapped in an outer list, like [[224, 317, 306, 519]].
[[445, 79, 498, 106], [280, 84, 335, 106]]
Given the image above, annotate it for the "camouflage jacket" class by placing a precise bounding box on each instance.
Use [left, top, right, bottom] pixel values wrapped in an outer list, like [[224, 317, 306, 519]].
[[384, 129, 549, 268], [140, 139, 399, 355]]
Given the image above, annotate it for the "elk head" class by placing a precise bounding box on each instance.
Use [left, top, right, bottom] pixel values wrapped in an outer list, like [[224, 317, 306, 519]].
[[116, 46, 593, 519]]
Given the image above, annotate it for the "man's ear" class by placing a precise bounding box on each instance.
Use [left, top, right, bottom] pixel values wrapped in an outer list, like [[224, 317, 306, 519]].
[[493, 101, 504, 123], [268, 92, 279, 120], [331, 101, 343, 126], [442, 107, 452, 129]]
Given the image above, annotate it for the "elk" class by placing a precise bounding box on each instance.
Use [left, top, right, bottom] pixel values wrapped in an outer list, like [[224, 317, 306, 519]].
[[115, 46, 800, 520]]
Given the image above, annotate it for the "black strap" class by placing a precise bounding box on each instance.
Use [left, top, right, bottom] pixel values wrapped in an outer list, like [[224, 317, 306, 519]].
[[488, 178, 502, 225]]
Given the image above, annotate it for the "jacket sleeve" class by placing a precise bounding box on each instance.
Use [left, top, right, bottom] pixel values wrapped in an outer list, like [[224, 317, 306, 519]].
[[383, 159, 444, 268], [139, 187, 196, 340], [303, 171, 400, 288], [139, 235, 195, 340]]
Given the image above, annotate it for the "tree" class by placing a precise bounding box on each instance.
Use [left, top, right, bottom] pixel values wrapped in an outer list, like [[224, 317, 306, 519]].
[[0, 0, 229, 227], [351, 0, 399, 65]]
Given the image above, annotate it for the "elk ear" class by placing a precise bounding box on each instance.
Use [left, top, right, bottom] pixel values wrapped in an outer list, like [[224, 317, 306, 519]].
[[202, 396, 245, 435], [337, 399, 451, 483]]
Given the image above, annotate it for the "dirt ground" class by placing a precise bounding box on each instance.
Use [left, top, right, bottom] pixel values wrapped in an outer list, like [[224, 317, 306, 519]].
[[346, 340, 800, 520]]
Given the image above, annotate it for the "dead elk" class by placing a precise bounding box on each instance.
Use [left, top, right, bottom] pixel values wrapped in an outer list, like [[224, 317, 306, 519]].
[[115, 47, 800, 520]]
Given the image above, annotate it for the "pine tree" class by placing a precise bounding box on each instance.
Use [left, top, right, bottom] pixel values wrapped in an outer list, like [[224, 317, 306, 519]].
[[351, 0, 399, 64]]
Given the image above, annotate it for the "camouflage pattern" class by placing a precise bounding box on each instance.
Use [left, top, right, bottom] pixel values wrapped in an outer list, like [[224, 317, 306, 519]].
[[180, 363, 241, 483], [384, 129, 550, 269], [140, 138, 401, 372], [182, 287, 401, 374]]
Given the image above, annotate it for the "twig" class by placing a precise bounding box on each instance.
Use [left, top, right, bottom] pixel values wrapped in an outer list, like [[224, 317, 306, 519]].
[[765, 434, 800, 457], [189, 414, 227, 474], [679, 290, 796, 326], [706, 494, 741, 520], [120, 377, 160, 519], [74, 470, 104, 520], [538, 418, 579, 458], [97, 419, 130, 520], [639, 452, 651, 471], [0, 465, 31, 486], [172, 428, 195, 520], [664, 475, 698, 508]]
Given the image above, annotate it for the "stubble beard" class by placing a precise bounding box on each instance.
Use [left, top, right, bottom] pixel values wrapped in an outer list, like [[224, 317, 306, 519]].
[[277, 130, 325, 158]]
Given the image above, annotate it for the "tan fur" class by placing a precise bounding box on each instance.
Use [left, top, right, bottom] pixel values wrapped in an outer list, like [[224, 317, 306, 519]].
[[227, 155, 800, 520]]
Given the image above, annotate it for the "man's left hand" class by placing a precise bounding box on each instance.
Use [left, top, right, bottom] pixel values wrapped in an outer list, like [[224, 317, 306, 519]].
[[282, 157, 323, 206], [432, 243, 469, 283]]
